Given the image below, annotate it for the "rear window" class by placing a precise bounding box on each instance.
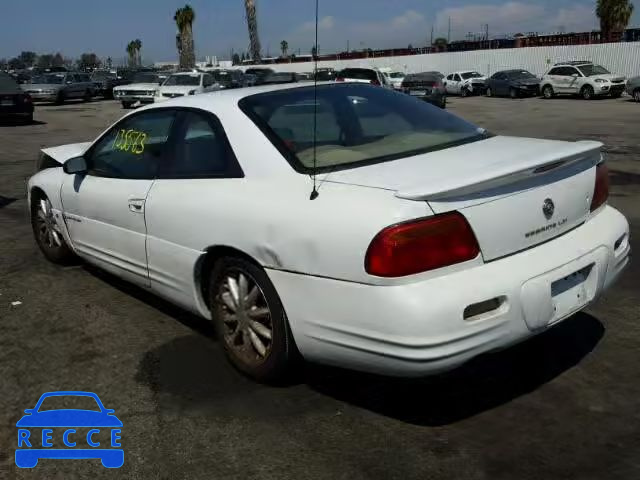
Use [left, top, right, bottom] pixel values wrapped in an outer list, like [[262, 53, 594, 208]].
[[338, 69, 377, 81], [240, 84, 487, 173]]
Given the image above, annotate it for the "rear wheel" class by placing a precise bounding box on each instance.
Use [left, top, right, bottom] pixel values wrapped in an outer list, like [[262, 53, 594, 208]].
[[634, 89, 640, 103], [542, 85, 554, 99], [31, 194, 75, 264], [581, 85, 594, 100], [209, 256, 298, 383]]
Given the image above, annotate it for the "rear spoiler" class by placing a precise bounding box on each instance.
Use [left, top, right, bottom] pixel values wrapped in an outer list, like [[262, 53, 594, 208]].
[[395, 141, 603, 201]]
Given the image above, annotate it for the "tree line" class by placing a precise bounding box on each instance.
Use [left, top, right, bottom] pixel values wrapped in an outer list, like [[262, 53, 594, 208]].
[[0, 51, 113, 71]]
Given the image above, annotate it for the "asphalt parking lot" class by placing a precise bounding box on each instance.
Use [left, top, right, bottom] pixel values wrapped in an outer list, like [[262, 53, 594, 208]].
[[1, 94, 639, 479]]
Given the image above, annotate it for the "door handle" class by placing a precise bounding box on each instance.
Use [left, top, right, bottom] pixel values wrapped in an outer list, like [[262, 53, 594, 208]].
[[128, 199, 145, 213]]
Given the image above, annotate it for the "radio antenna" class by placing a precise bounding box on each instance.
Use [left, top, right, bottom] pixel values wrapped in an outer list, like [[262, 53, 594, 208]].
[[309, 0, 320, 200]]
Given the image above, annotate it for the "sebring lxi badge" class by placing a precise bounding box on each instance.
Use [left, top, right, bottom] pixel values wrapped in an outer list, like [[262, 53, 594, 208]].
[[524, 198, 568, 239]]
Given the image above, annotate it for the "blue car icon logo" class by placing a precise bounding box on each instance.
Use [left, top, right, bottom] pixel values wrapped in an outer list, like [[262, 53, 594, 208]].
[[16, 391, 123, 468]]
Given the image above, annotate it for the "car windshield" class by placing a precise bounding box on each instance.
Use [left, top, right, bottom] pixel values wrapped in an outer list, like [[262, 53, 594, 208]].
[[246, 68, 273, 77], [461, 72, 483, 79], [507, 70, 536, 79], [31, 74, 65, 84], [164, 74, 200, 86], [132, 73, 159, 83], [38, 395, 101, 412], [389, 72, 404, 78], [578, 64, 610, 76], [240, 84, 487, 173], [212, 71, 232, 82], [91, 72, 115, 80]]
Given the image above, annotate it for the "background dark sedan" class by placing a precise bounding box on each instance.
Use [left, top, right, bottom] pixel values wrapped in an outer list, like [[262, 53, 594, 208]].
[[261, 72, 298, 85], [401, 72, 447, 108], [90, 71, 130, 99], [485, 69, 540, 98], [0, 72, 33, 124]]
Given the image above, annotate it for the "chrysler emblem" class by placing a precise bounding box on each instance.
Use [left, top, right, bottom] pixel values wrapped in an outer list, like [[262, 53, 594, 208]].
[[542, 198, 555, 219]]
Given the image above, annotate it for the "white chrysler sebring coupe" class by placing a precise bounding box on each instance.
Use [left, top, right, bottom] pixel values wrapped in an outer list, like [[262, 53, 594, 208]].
[[28, 83, 630, 382]]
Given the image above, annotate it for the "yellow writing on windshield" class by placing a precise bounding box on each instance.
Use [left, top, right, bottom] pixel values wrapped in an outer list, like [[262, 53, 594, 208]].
[[112, 129, 148, 154]]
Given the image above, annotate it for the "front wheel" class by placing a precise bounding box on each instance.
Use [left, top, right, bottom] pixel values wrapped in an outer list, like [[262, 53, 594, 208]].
[[509, 87, 518, 99], [460, 87, 469, 98], [634, 89, 640, 103], [581, 85, 594, 100], [209, 257, 298, 383], [542, 85, 554, 99], [31, 194, 76, 264], [121, 101, 133, 109]]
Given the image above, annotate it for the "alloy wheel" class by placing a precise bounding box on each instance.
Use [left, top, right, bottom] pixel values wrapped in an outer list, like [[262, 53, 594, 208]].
[[215, 269, 273, 365], [35, 198, 63, 249]]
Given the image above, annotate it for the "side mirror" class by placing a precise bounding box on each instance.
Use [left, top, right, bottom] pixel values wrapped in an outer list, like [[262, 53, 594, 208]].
[[63, 156, 88, 175], [571, 73, 579, 77]]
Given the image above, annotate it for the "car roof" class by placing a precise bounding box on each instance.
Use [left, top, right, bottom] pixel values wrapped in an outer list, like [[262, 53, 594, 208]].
[[140, 81, 336, 112]]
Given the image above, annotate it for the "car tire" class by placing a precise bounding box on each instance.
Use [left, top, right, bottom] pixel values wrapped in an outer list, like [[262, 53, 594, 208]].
[[30, 193, 76, 265], [509, 87, 518, 99], [611, 91, 623, 99], [55, 91, 65, 105], [634, 89, 640, 103], [542, 85, 554, 99], [121, 101, 133, 109], [485, 87, 492, 97], [581, 85, 594, 100], [23, 113, 33, 125], [83, 90, 92, 102], [460, 87, 469, 97], [208, 256, 299, 383]]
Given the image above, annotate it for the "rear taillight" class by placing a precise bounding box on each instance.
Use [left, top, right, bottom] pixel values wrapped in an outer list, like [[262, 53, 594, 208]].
[[23, 94, 32, 104], [370, 79, 380, 86], [365, 213, 480, 277], [590, 163, 609, 212], [336, 77, 345, 82]]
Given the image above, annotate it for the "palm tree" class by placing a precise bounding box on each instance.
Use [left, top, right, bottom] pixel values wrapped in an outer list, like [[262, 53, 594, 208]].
[[174, 5, 196, 68], [597, 0, 635, 42], [244, 0, 261, 62], [280, 40, 288, 58], [126, 41, 136, 67], [433, 37, 448, 52], [134, 39, 142, 66]]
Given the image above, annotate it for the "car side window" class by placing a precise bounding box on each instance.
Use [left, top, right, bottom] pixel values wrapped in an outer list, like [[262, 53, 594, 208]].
[[446, 74, 453, 81], [556, 67, 572, 76], [454, 74, 462, 81], [160, 111, 243, 178], [567, 67, 581, 77], [203, 74, 214, 87], [87, 110, 176, 179], [493, 72, 504, 80]]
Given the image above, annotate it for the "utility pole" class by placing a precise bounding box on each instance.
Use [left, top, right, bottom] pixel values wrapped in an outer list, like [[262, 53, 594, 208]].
[[430, 25, 434, 46], [347, 40, 350, 52], [448, 17, 451, 42]]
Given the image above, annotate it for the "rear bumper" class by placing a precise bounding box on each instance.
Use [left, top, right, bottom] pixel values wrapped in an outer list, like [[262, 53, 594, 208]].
[[0, 105, 33, 117], [268, 205, 629, 377]]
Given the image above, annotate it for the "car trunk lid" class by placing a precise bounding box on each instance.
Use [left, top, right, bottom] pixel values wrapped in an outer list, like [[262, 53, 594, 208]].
[[324, 136, 602, 261]]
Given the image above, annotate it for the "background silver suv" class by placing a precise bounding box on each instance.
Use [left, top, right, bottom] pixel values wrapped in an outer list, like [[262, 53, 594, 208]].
[[540, 61, 626, 100]]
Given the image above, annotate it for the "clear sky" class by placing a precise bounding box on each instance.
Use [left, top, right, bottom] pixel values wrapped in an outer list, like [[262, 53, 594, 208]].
[[1, 0, 638, 63]]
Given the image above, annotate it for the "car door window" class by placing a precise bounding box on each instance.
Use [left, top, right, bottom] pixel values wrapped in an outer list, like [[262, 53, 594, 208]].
[[203, 74, 214, 87], [547, 68, 561, 76], [87, 110, 176, 179], [446, 74, 453, 81], [567, 67, 581, 77], [161, 111, 243, 178], [454, 74, 462, 82]]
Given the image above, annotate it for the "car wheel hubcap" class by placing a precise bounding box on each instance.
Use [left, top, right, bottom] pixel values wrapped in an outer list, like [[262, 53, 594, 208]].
[[216, 270, 273, 365], [35, 199, 63, 249]]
